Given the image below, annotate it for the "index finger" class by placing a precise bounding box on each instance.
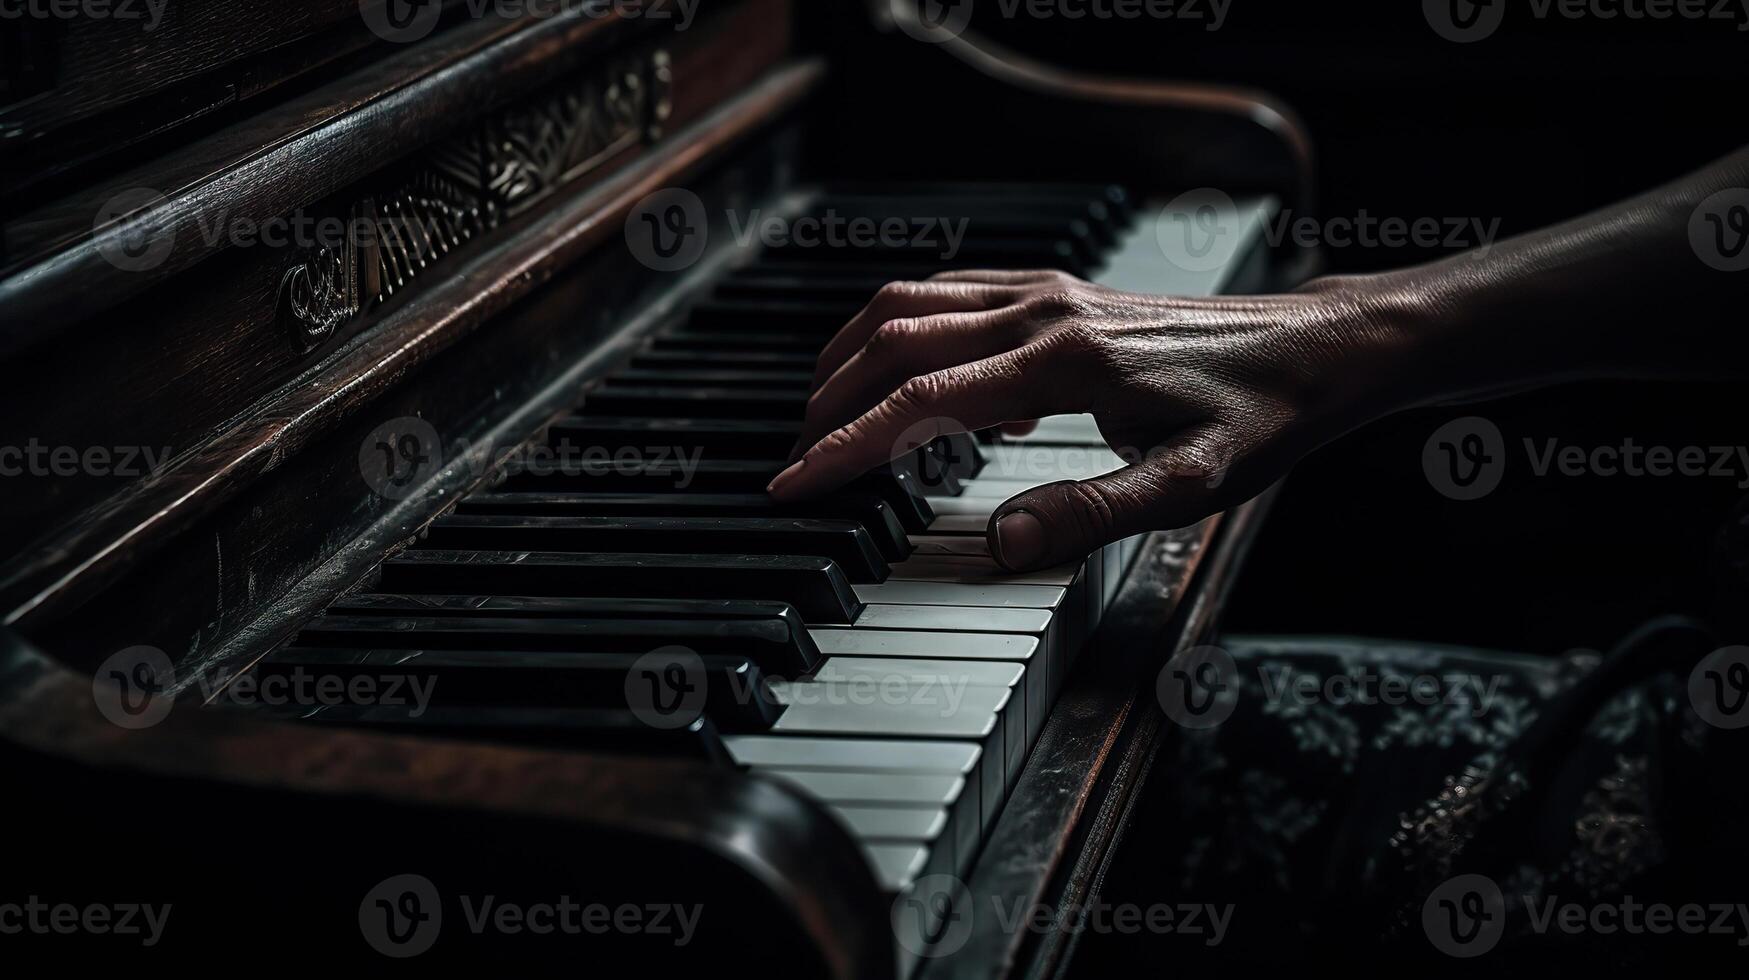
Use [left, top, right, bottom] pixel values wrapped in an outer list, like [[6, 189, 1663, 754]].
[[770, 347, 1073, 501]]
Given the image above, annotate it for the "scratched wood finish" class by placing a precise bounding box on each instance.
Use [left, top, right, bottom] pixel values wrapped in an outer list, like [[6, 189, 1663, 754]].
[[0, 0, 795, 577], [1, 0, 371, 207], [0, 626, 892, 974]]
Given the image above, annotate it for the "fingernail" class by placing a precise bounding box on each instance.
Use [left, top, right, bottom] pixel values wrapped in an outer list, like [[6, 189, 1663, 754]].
[[767, 458, 806, 499], [992, 510, 1045, 570]]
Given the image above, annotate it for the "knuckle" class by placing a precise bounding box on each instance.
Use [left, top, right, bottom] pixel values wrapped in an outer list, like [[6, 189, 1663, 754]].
[[814, 425, 858, 456], [864, 319, 915, 358], [1021, 287, 1080, 320], [874, 280, 923, 305], [1061, 480, 1118, 539], [890, 372, 950, 415]]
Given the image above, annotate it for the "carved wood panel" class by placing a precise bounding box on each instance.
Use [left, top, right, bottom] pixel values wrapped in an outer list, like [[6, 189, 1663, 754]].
[[277, 48, 672, 354]]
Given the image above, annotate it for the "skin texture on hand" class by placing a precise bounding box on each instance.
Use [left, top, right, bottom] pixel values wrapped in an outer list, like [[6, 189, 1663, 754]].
[[768, 147, 1749, 572], [766, 269, 1412, 571]]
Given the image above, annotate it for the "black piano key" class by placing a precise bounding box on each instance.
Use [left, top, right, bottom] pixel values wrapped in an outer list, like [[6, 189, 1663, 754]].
[[583, 384, 804, 420], [501, 457, 781, 492], [654, 331, 820, 352], [687, 298, 863, 333], [263, 646, 783, 732], [819, 182, 1133, 224], [610, 367, 812, 389], [379, 551, 864, 624], [304, 604, 818, 678], [546, 416, 801, 459], [242, 702, 733, 762], [455, 492, 912, 562], [940, 432, 985, 480], [753, 243, 1086, 276], [422, 515, 890, 583], [329, 593, 823, 674], [631, 348, 819, 370], [713, 274, 895, 304], [497, 458, 936, 533]]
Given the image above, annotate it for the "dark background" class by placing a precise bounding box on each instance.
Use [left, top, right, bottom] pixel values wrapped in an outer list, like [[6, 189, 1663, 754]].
[[950, 1, 1749, 653]]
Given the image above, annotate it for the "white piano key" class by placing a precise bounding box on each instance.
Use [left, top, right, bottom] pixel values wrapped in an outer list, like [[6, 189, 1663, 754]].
[[725, 734, 998, 833], [986, 443, 1127, 478], [956, 478, 1060, 498], [854, 581, 1066, 610], [863, 842, 931, 893], [765, 768, 979, 880], [813, 656, 1023, 691], [925, 514, 992, 535], [915, 495, 1007, 518], [851, 604, 1059, 701], [815, 656, 1030, 747], [809, 627, 1039, 662], [1097, 194, 1277, 297], [888, 556, 1079, 588], [906, 535, 994, 556], [833, 805, 948, 844], [836, 807, 959, 882], [769, 680, 1008, 740], [999, 413, 1105, 446], [773, 676, 1021, 809], [723, 735, 981, 774]]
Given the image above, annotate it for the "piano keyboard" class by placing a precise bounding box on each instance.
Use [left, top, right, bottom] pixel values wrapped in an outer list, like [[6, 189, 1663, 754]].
[[227, 182, 1273, 967]]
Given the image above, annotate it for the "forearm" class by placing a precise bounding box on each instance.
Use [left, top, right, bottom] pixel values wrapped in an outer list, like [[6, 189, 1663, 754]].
[[1354, 145, 1749, 411]]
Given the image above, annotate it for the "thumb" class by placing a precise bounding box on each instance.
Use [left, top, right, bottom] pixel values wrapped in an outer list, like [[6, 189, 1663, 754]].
[[985, 434, 1234, 572]]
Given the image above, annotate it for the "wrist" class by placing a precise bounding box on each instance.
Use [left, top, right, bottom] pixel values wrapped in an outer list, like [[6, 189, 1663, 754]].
[[1285, 271, 1439, 442]]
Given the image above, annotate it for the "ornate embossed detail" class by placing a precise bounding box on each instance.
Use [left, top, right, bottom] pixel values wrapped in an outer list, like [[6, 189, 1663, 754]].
[[277, 199, 366, 354], [274, 48, 670, 353]]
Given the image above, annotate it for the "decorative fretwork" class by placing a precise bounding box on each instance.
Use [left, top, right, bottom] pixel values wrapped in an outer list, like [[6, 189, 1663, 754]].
[[275, 48, 672, 353]]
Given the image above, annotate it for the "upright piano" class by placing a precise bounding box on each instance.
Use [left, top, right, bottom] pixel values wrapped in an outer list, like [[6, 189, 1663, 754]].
[[0, 1, 1309, 973]]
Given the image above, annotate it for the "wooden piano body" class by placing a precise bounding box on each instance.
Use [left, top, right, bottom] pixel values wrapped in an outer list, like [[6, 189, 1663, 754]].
[[0, 1, 1308, 973]]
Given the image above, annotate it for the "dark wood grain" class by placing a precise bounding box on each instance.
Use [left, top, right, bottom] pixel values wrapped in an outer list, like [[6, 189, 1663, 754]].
[[2, 3, 628, 322], [1, 56, 821, 634], [0, 623, 893, 976]]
